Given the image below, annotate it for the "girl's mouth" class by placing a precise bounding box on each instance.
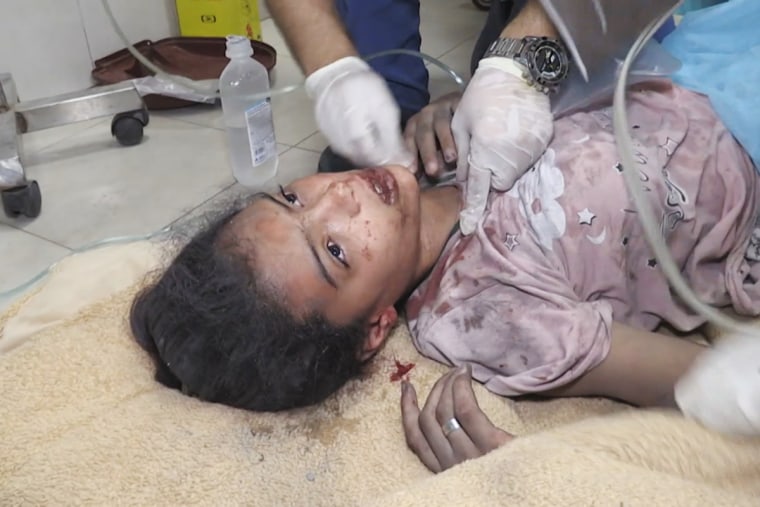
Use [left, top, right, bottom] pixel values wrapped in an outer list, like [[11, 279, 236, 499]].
[[358, 167, 399, 205]]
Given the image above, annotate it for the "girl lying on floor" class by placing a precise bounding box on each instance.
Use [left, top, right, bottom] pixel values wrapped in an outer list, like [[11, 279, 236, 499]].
[[130, 80, 760, 472]]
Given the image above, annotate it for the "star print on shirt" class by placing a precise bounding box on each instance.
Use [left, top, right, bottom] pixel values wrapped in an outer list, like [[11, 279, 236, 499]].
[[647, 258, 658, 268], [661, 136, 679, 156], [505, 233, 520, 251], [577, 208, 596, 226], [632, 140, 649, 165]]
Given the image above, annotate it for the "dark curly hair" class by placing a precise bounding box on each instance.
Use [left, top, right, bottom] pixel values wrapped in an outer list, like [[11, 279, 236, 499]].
[[129, 203, 369, 412]]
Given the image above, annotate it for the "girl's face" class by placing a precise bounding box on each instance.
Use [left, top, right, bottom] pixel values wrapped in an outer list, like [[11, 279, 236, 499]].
[[229, 165, 422, 326]]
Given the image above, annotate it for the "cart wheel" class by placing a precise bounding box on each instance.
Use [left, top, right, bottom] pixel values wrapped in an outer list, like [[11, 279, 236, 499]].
[[112, 115, 144, 146], [2, 181, 42, 219], [472, 0, 492, 10], [111, 108, 149, 147]]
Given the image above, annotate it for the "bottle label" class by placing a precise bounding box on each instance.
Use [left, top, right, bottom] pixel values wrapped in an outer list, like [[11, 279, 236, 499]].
[[245, 99, 277, 167]]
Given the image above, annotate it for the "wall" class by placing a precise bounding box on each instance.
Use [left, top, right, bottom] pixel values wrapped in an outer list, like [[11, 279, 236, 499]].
[[0, 0, 179, 101]]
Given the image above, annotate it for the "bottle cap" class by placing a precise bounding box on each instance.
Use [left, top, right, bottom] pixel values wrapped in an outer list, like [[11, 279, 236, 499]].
[[225, 35, 254, 59]]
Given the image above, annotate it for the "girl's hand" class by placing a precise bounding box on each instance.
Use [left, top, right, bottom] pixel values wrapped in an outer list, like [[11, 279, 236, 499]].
[[400, 364, 513, 473]]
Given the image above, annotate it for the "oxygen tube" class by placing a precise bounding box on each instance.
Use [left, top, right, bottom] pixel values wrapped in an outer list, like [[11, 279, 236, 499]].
[[612, 6, 758, 336]]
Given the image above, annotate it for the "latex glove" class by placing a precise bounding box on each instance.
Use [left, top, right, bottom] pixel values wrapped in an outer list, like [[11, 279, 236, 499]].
[[305, 56, 414, 169], [675, 333, 760, 436], [452, 58, 553, 235]]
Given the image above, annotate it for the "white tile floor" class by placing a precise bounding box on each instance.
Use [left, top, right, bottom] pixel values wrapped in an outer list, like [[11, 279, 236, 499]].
[[0, 0, 486, 301]]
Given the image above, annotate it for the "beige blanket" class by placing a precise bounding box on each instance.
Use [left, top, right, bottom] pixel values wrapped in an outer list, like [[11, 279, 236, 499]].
[[2, 242, 760, 506]]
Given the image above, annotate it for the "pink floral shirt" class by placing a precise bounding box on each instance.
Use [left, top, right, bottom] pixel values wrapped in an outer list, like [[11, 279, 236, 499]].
[[406, 84, 760, 396]]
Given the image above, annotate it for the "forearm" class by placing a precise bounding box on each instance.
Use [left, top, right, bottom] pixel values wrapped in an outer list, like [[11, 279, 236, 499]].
[[545, 322, 706, 408], [500, 0, 558, 39], [265, 0, 357, 76]]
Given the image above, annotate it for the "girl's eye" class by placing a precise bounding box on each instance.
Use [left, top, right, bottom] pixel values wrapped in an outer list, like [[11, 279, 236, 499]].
[[279, 185, 299, 205], [327, 240, 348, 266]]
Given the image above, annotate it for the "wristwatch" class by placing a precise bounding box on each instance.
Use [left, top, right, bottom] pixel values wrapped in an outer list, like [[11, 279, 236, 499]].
[[482, 36, 570, 93]]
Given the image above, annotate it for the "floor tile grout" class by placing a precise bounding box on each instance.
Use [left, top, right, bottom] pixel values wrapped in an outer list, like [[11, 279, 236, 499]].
[[1, 222, 73, 252], [440, 36, 477, 61], [24, 118, 110, 155], [292, 134, 322, 149], [150, 112, 225, 131], [168, 183, 236, 229], [296, 146, 323, 154]]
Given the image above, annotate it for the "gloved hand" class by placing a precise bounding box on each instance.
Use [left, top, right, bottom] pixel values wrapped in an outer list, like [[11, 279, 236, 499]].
[[305, 56, 414, 169], [452, 58, 553, 235], [675, 333, 760, 436]]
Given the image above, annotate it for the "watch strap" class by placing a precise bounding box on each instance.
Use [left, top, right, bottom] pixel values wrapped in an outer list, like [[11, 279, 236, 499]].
[[482, 36, 568, 94], [484, 37, 528, 62]]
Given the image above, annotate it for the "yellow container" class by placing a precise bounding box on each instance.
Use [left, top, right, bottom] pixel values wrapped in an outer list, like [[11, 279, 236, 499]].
[[175, 0, 262, 41]]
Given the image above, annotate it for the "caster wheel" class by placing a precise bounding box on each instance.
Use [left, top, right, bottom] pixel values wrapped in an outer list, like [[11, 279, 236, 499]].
[[472, 0, 492, 10], [111, 109, 149, 147], [112, 116, 144, 146], [2, 181, 42, 219]]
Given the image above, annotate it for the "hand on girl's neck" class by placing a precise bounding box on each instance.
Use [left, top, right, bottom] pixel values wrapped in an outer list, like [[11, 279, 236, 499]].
[[413, 185, 463, 282]]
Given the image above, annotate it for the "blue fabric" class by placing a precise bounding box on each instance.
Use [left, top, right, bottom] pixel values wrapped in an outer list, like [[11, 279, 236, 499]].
[[676, 0, 726, 14], [662, 0, 760, 170], [335, 0, 430, 115], [653, 16, 676, 43]]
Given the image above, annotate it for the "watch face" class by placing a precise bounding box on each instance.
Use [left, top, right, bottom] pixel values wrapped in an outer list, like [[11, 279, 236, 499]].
[[528, 40, 569, 85]]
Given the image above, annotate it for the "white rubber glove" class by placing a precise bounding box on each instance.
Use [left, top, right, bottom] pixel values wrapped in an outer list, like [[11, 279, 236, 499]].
[[452, 58, 553, 235], [305, 56, 414, 168], [675, 333, 760, 436]]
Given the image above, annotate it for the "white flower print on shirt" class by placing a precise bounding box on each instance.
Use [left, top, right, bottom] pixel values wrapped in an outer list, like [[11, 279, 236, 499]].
[[507, 148, 567, 251]]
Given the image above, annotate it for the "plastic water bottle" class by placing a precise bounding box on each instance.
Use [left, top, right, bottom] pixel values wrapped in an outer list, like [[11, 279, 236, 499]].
[[220, 35, 278, 187]]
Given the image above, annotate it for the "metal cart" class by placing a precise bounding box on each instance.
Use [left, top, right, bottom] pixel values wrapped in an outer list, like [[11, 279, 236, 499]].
[[0, 73, 149, 219]]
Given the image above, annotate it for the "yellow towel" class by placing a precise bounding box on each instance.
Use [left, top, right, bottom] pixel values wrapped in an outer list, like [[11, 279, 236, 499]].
[[2, 242, 760, 506]]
